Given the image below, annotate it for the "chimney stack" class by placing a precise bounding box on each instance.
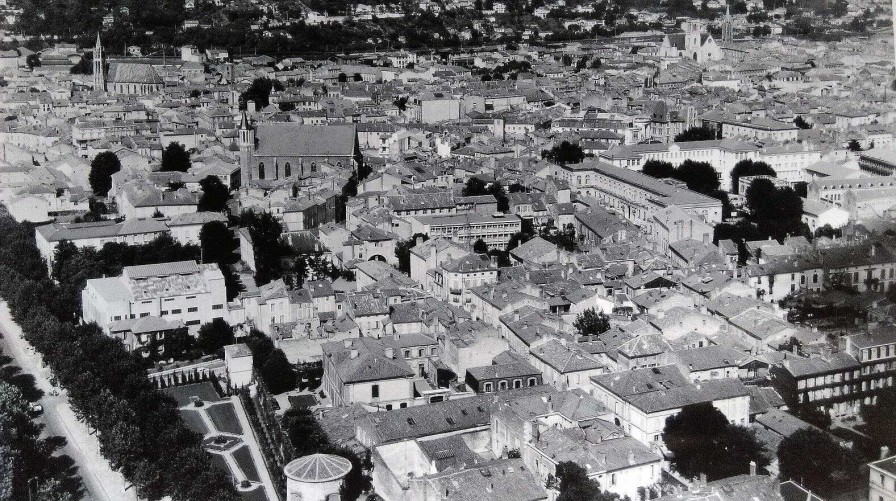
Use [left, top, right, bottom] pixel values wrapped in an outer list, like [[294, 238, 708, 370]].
[[384, 347, 394, 359], [349, 349, 359, 359], [882, 446, 891, 460], [749, 460, 757, 476]]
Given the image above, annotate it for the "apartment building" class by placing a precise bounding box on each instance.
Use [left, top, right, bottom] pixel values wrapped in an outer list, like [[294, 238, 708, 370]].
[[321, 337, 416, 409], [589, 365, 750, 446], [428, 253, 498, 305], [554, 160, 722, 228], [869, 455, 896, 501], [81, 260, 228, 333], [407, 212, 522, 250]]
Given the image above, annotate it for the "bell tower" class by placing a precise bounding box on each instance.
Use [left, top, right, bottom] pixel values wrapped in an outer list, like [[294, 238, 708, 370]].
[[93, 33, 105, 91], [722, 6, 734, 43], [238, 111, 255, 187]]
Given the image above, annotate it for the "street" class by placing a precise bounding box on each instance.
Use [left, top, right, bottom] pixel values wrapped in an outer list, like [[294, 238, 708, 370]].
[[0, 302, 138, 501]]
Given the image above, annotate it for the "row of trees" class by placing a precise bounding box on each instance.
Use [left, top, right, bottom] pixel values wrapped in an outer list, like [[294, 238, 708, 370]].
[[89, 145, 196, 198], [461, 177, 510, 213], [641, 159, 731, 213], [0, 349, 83, 501], [663, 403, 865, 496], [0, 212, 240, 500]]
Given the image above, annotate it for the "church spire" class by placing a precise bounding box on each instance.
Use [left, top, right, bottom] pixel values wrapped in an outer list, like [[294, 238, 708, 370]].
[[93, 33, 105, 92]]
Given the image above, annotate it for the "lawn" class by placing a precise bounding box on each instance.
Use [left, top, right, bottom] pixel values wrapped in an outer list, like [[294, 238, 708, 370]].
[[179, 409, 210, 436], [240, 487, 270, 501], [209, 452, 230, 476], [163, 382, 221, 407], [207, 402, 243, 435], [233, 446, 260, 483]]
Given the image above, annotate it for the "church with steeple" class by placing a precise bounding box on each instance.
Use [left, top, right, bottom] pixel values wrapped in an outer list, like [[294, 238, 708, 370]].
[[657, 20, 724, 63], [90, 36, 164, 96]]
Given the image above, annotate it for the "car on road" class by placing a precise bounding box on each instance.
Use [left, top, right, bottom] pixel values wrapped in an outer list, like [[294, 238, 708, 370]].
[[28, 402, 43, 416]]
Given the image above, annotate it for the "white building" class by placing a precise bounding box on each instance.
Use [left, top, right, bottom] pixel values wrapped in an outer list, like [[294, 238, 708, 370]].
[[81, 260, 228, 334]]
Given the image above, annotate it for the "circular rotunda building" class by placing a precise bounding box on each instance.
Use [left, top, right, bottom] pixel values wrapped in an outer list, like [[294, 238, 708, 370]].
[[284, 453, 352, 501]]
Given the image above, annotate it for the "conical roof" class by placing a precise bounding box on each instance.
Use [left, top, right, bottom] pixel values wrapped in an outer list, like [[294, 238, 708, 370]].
[[284, 454, 352, 483]]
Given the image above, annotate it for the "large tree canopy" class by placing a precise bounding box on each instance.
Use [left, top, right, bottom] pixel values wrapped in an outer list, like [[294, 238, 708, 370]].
[[730, 159, 776, 194], [88, 151, 121, 197], [664, 403, 768, 481], [574, 308, 611, 337], [746, 178, 804, 241], [198, 175, 229, 212], [161, 142, 191, 172], [778, 428, 862, 495]]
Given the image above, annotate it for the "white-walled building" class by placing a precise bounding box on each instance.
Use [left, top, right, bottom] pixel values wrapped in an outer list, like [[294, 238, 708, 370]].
[[589, 365, 750, 446], [82, 260, 228, 333]]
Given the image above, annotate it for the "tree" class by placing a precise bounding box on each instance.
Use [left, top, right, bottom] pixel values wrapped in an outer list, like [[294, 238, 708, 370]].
[[197, 176, 229, 212], [462, 177, 489, 196], [794, 116, 812, 129], [642, 160, 676, 179], [259, 349, 297, 394], [664, 403, 768, 481], [543, 141, 585, 165], [197, 318, 234, 355], [675, 160, 720, 195], [675, 126, 716, 142], [240, 210, 284, 286], [161, 142, 191, 172], [337, 72, 347, 82], [730, 159, 776, 194], [473, 239, 488, 254], [778, 428, 862, 494], [488, 182, 510, 212], [394, 233, 428, 274], [555, 461, 624, 501], [746, 179, 804, 241], [847, 139, 862, 152], [89, 151, 121, 197], [200, 221, 236, 266], [26, 54, 40, 69], [239, 77, 282, 110], [861, 384, 896, 448], [574, 308, 610, 337]]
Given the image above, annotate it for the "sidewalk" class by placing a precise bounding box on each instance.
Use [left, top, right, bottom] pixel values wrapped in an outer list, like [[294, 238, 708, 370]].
[[0, 302, 137, 501]]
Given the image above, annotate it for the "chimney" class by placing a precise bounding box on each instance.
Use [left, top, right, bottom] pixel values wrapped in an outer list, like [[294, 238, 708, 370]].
[[749, 460, 757, 476], [343, 339, 352, 348], [384, 347, 394, 359], [431, 246, 437, 263], [627, 450, 635, 465], [699, 473, 707, 486], [349, 349, 359, 359], [882, 446, 891, 460]]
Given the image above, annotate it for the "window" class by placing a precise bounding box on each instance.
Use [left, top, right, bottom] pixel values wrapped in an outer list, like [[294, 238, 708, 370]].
[[372, 384, 379, 398], [171, 309, 182, 314], [611, 473, 616, 486], [499, 380, 508, 390], [212, 304, 223, 310], [528, 377, 537, 386], [385, 404, 392, 410], [285, 162, 291, 177], [186, 320, 200, 326], [417, 348, 425, 357], [403, 349, 411, 358], [161, 310, 169, 316], [258, 163, 265, 179], [113, 315, 121, 321], [483, 382, 493, 392], [400, 403, 407, 408], [513, 379, 522, 389], [140, 312, 150, 318], [187, 307, 198, 313]]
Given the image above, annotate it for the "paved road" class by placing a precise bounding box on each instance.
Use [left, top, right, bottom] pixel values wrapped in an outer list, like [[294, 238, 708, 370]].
[[0, 302, 138, 501]]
